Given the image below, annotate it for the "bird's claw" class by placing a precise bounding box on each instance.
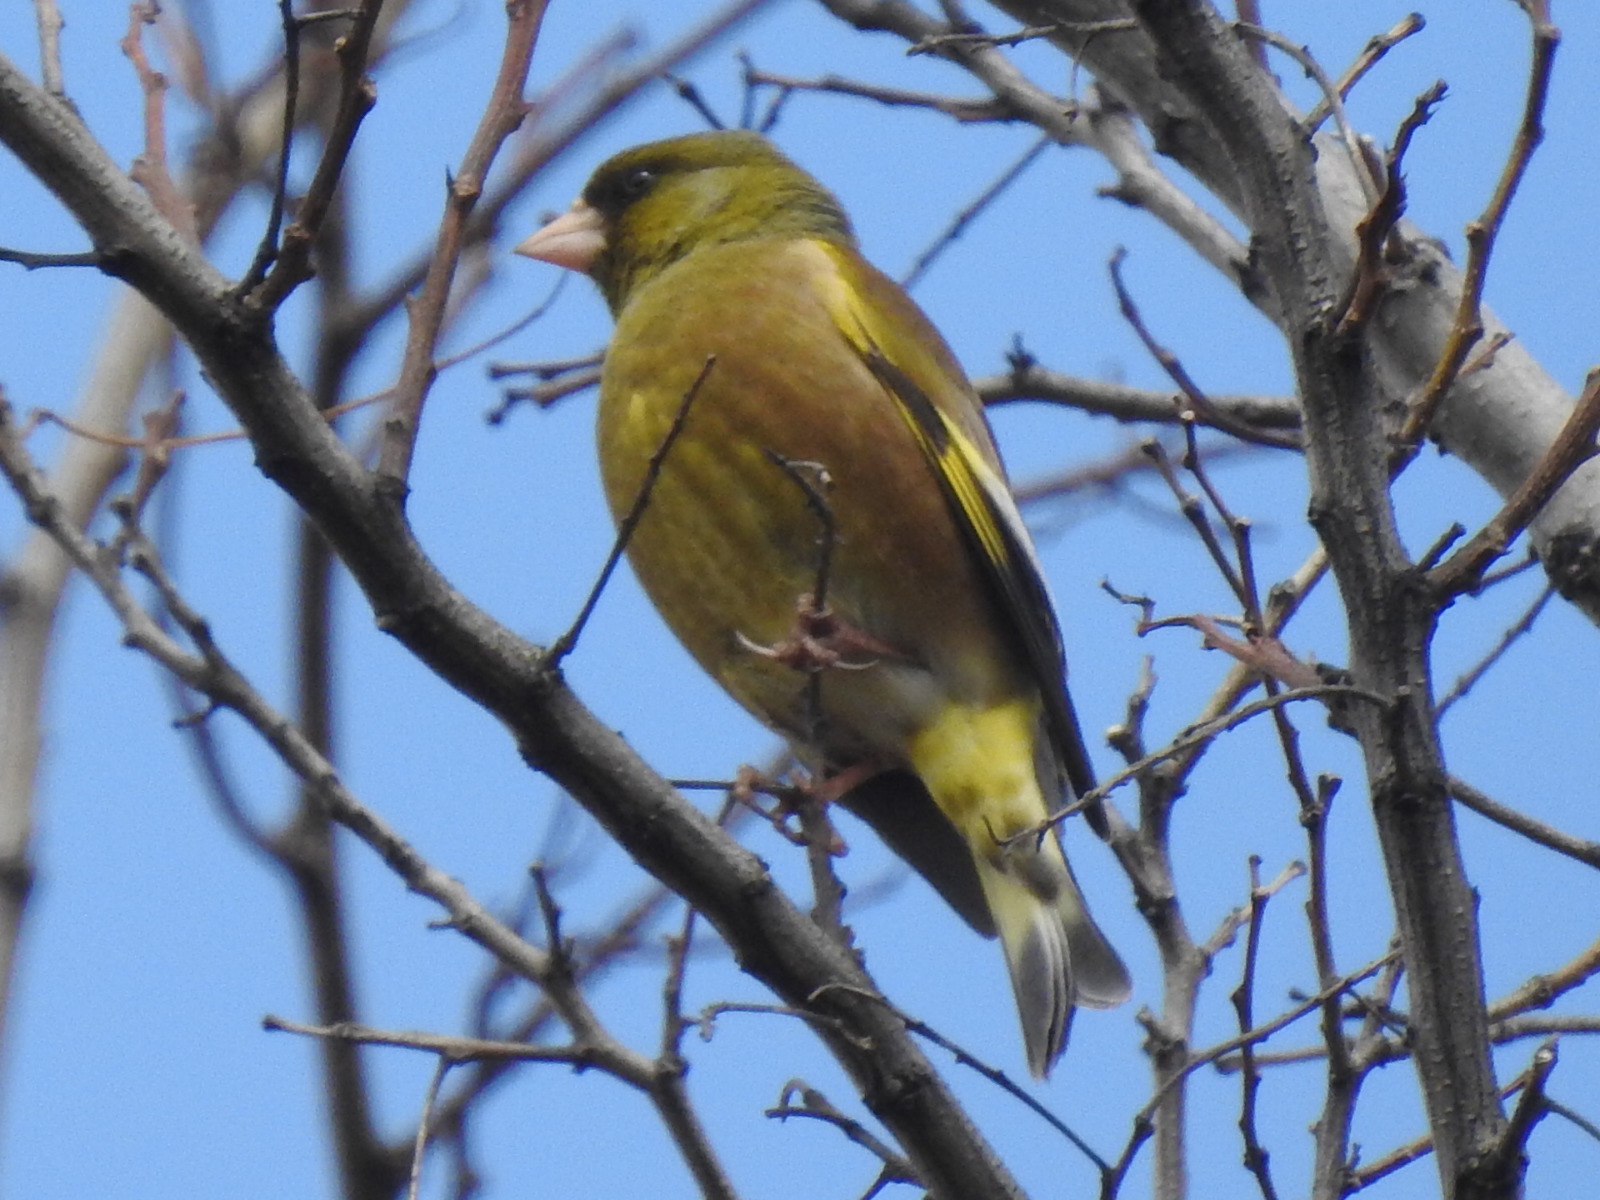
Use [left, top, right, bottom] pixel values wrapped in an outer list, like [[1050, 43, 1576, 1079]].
[[737, 595, 907, 673]]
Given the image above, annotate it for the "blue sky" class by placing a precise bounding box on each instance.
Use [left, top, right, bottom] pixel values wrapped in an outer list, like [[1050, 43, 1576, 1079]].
[[1, 1, 1597, 1197]]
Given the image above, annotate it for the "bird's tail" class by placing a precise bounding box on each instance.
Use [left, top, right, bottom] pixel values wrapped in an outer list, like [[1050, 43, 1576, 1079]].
[[976, 834, 1131, 1077], [905, 699, 1129, 1075]]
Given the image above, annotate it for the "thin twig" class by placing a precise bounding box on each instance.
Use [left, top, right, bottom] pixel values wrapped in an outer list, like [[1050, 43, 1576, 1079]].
[[1230, 857, 1290, 1200], [901, 133, 1050, 290], [0, 247, 99, 270], [14, 287, 570, 459], [1106, 579, 1326, 692], [1547, 1098, 1600, 1144], [399, 837, 749, 1169], [406, 1056, 453, 1200], [1499, 1038, 1560, 1163], [907, 19, 1138, 57], [1401, 11, 1561, 445], [1303, 773, 1363, 1182], [764, 454, 838, 612], [660, 906, 698, 1059], [768, 1080, 919, 1188], [264, 1015, 607, 1066], [120, 2, 198, 243], [978, 361, 1300, 431], [689, 1000, 853, 1041], [1306, 13, 1427, 130], [649, 902, 741, 1200], [1056, 683, 1386, 835], [547, 356, 716, 664], [741, 64, 1012, 124], [1303, 775, 1349, 1073], [1232, 1, 1268, 69], [1104, 952, 1396, 1197], [1109, 248, 1299, 450], [1184, 954, 1394, 1091], [248, 0, 383, 305], [1017, 439, 1246, 520], [1436, 584, 1554, 716], [900, 1014, 1111, 1169], [378, 0, 546, 484], [1178, 413, 1263, 624], [665, 71, 726, 129], [489, 361, 603, 420], [1350, 951, 1406, 1066], [1234, 22, 1379, 207], [1142, 434, 1251, 609], [1449, 776, 1600, 872], [236, 0, 301, 289], [489, 348, 601, 384], [1347, 1066, 1542, 1192], [32, 0, 66, 98], [1338, 82, 1446, 337], [1428, 368, 1600, 595]]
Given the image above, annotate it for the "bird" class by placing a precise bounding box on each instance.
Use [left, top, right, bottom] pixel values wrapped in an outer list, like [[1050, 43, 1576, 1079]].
[[516, 130, 1129, 1076]]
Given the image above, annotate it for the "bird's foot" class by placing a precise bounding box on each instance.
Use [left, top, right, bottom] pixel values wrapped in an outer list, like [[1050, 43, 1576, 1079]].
[[728, 763, 853, 857], [736, 596, 909, 673]]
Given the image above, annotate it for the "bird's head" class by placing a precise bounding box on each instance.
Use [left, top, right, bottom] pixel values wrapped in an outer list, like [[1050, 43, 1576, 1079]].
[[516, 130, 855, 313]]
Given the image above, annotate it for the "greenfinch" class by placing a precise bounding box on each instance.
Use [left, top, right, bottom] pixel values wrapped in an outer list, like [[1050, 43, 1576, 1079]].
[[517, 130, 1129, 1076]]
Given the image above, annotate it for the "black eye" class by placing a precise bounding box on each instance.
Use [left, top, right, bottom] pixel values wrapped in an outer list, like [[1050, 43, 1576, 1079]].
[[617, 166, 656, 200], [588, 162, 663, 216]]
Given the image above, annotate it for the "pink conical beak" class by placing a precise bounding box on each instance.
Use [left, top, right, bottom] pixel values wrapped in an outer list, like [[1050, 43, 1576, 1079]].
[[514, 201, 607, 273]]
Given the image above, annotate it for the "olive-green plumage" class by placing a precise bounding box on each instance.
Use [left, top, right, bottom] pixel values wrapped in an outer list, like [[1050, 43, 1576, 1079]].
[[517, 130, 1129, 1075]]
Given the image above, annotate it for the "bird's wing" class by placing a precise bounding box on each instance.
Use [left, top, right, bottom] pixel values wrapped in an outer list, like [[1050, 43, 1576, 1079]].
[[816, 243, 1102, 815]]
